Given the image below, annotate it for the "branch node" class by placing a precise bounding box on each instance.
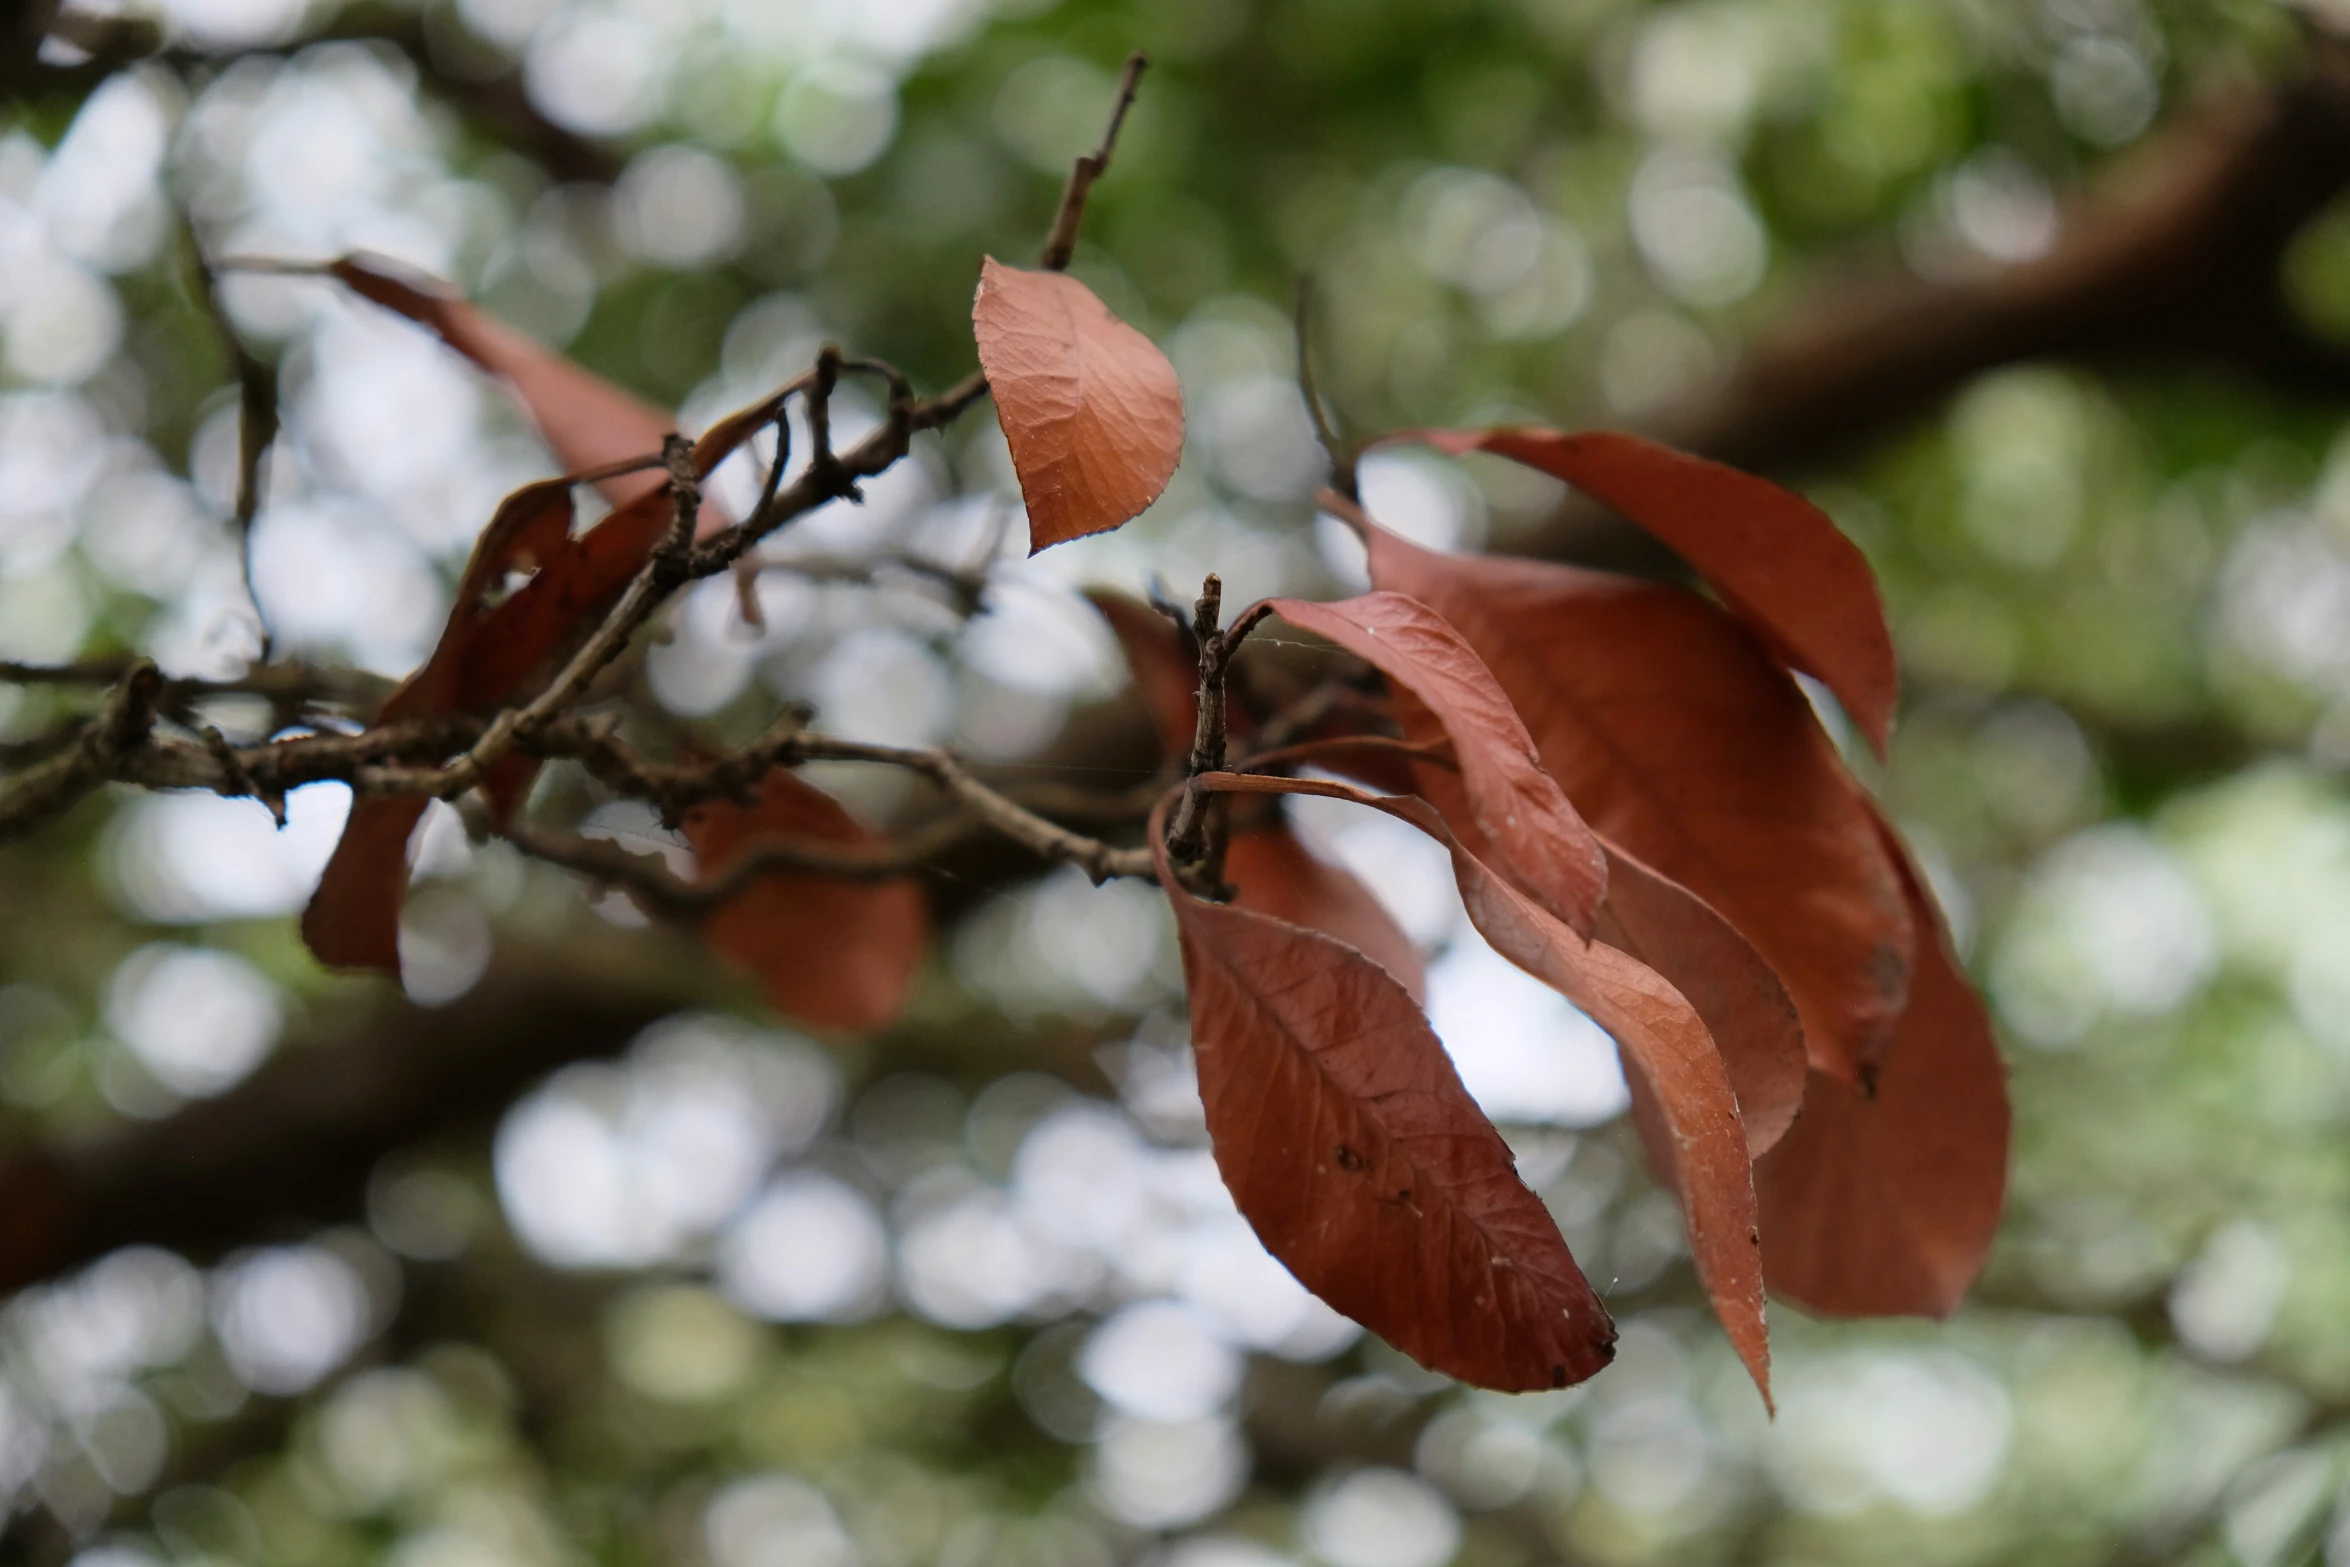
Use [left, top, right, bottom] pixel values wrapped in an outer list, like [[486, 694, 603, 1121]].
[[202, 723, 285, 826], [1166, 573, 1234, 862]]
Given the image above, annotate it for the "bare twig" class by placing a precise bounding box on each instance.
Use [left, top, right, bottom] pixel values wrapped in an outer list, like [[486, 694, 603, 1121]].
[[789, 734, 1157, 884], [0, 656, 392, 714], [181, 220, 279, 659], [1295, 275, 1358, 504], [1166, 574, 1235, 863], [1038, 52, 1149, 272], [0, 660, 163, 841], [0, 717, 86, 770], [500, 816, 985, 912], [750, 549, 992, 616]]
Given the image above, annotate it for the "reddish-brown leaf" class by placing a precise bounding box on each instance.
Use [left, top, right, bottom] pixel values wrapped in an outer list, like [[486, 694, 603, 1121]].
[[331, 254, 681, 517], [1200, 773, 1769, 1403], [1354, 510, 1911, 1082], [1265, 592, 1607, 937], [1754, 816, 2010, 1318], [302, 395, 786, 977], [300, 797, 429, 973], [1085, 588, 1200, 765], [1337, 692, 1803, 1155], [973, 258, 1183, 553], [1599, 841, 1807, 1158], [683, 769, 931, 1034], [1154, 803, 1615, 1392], [1224, 823, 1426, 1003], [1396, 428, 1897, 753]]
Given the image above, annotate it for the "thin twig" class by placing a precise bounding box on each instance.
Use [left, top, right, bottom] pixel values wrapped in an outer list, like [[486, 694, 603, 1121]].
[[1039, 52, 1149, 272], [182, 220, 280, 658], [1295, 275, 1358, 503], [789, 734, 1157, 883], [4, 65, 1162, 878], [0, 657, 392, 712], [501, 815, 985, 912], [749, 549, 992, 617]]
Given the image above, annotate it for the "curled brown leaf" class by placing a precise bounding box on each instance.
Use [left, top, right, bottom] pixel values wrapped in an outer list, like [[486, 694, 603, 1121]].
[[975, 259, 1183, 553]]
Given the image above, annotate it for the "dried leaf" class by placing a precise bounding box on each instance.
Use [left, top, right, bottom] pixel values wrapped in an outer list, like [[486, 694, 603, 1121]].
[[331, 254, 680, 516], [1225, 822, 1426, 1003], [1754, 816, 2010, 1317], [302, 395, 784, 977], [1265, 591, 1607, 937], [974, 258, 1183, 553], [1339, 691, 1802, 1152], [299, 797, 428, 973], [1599, 841, 1807, 1158], [1155, 803, 1615, 1392], [1200, 773, 1769, 1403], [1086, 588, 1199, 764], [1355, 510, 1911, 1082], [683, 769, 931, 1034], [1397, 428, 1898, 753]]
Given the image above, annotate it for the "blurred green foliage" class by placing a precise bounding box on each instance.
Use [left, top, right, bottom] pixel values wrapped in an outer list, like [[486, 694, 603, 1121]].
[[11, 0, 2350, 1564]]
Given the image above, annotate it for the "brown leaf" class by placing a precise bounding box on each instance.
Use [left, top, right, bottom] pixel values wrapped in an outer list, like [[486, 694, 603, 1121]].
[[1224, 822, 1426, 1003], [1154, 801, 1615, 1392], [1354, 508, 1911, 1083], [302, 396, 785, 977], [1397, 428, 1898, 753], [1085, 588, 1199, 765], [1199, 773, 1770, 1403], [1335, 693, 1802, 1154], [1265, 591, 1607, 937], [974, 258, 1183, 553], [1599, 841, 1807, 1158], [300, 797, 429, 973], [331, 254, 683, 517], [683, 769, 931, 1034], [1754, 816, 2010, 1318]]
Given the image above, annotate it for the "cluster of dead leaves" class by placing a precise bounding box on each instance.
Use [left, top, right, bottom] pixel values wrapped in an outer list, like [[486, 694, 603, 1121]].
[[297, 249, 2005, 1409]]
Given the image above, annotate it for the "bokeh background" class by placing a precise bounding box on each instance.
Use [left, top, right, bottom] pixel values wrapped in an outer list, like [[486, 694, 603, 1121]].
[[5, 0, 2350, 1562]]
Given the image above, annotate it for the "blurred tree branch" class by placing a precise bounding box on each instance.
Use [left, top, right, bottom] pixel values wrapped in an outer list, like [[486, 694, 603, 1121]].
[[10, 1, 622, 183], [1529, 34, 2350, 569], [0, 926, 709, 1296]]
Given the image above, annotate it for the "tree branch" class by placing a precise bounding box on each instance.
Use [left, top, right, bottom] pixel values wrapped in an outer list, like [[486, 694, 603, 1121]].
[[0, 660, 162, 842], [1523, 39, 2350, 566], [1038, 52, 1148, 273]]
